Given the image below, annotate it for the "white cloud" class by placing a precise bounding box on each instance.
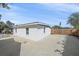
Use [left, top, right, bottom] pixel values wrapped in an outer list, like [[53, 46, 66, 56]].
[[40, 3, 79, 13], [8, 4, 28, 12], [1, 10, 43, 24], [0, 3, 77, 27]]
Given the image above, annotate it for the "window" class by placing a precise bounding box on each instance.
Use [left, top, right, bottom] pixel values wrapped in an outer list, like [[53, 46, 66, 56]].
[[15, 28, 17, 33], [26, 28, 29, 35], [44, 27, 45, 33]]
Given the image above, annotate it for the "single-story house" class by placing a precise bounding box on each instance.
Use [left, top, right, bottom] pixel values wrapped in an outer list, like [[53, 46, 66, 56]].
[[13, 22, 51, 41]]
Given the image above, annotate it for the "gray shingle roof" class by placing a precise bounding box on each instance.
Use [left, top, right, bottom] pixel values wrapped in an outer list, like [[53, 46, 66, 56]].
[[14, 22, 51, 28]]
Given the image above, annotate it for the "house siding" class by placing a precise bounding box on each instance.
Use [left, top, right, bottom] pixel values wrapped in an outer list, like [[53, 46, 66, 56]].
[[13, 27, 51, 41]]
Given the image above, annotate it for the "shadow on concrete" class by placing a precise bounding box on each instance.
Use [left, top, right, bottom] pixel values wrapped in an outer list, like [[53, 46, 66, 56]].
[[63, 36, 79, 56], [0, 38, 21, 56]]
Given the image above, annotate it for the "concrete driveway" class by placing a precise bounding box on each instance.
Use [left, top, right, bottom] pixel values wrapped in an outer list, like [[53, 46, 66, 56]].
[[20, 35, 66, 56]]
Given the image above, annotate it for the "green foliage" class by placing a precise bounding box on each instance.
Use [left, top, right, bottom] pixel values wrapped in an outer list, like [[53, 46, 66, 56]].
[[0, 21, 14, 34], [74, 24, 79, 29], [67, 12, 79, 27], [52, 25, 62, 29], [0, 3, 10, 9], [0, 3, 11, 33], [6, 21, 14, 29], [0, 21, 5, 33]]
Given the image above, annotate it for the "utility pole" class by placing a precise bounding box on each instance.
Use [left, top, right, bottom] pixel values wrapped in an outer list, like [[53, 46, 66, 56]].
[[59, 22, 61, 27], [0, 14, 2, 20]]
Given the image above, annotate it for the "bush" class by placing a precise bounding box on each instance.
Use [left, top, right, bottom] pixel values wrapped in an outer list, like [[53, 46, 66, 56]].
[[52, 25, 62, 29], [74, 24, 79, 29]]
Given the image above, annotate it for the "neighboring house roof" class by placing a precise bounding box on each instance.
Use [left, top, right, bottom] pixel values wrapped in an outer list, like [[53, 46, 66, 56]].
[[14, 22, 51, 28]]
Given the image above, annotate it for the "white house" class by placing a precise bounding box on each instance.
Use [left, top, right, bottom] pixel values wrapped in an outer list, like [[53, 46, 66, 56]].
[[13, 22, 51, 41]]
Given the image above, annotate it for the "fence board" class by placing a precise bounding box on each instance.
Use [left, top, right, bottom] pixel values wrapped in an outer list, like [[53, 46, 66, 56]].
[[51, 29, 79, 36]]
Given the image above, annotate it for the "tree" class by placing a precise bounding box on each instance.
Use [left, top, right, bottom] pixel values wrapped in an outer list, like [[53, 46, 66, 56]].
[[0, 14, 2, 20], [0, 21, 6, 33], [0, 20, 14, 34], [52, 25, 62, 29], [6, 21, 14, 27], [0, 3, 10, 22], [0, 3, 12, 33], [0, 3, 10, 19], [6, 20, 14, 33], [67, 12, 79, 28], [0, 3, 10, 9]]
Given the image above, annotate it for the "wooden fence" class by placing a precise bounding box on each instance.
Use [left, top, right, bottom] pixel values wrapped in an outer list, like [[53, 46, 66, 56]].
[[51, 29, 79, 36]]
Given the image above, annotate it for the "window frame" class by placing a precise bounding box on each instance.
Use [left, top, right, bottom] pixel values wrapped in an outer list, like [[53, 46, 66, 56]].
[[26, 28, 29, 35], [15, 28, 17, 33], [44, 26, 45, 33]]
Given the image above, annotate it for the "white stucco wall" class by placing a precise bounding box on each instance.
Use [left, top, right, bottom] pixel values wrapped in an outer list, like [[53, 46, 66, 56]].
[[13, 28, 51, 41]]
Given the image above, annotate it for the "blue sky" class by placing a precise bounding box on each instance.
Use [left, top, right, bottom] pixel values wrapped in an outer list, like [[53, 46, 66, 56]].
[[0, 3, 79, 27]]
